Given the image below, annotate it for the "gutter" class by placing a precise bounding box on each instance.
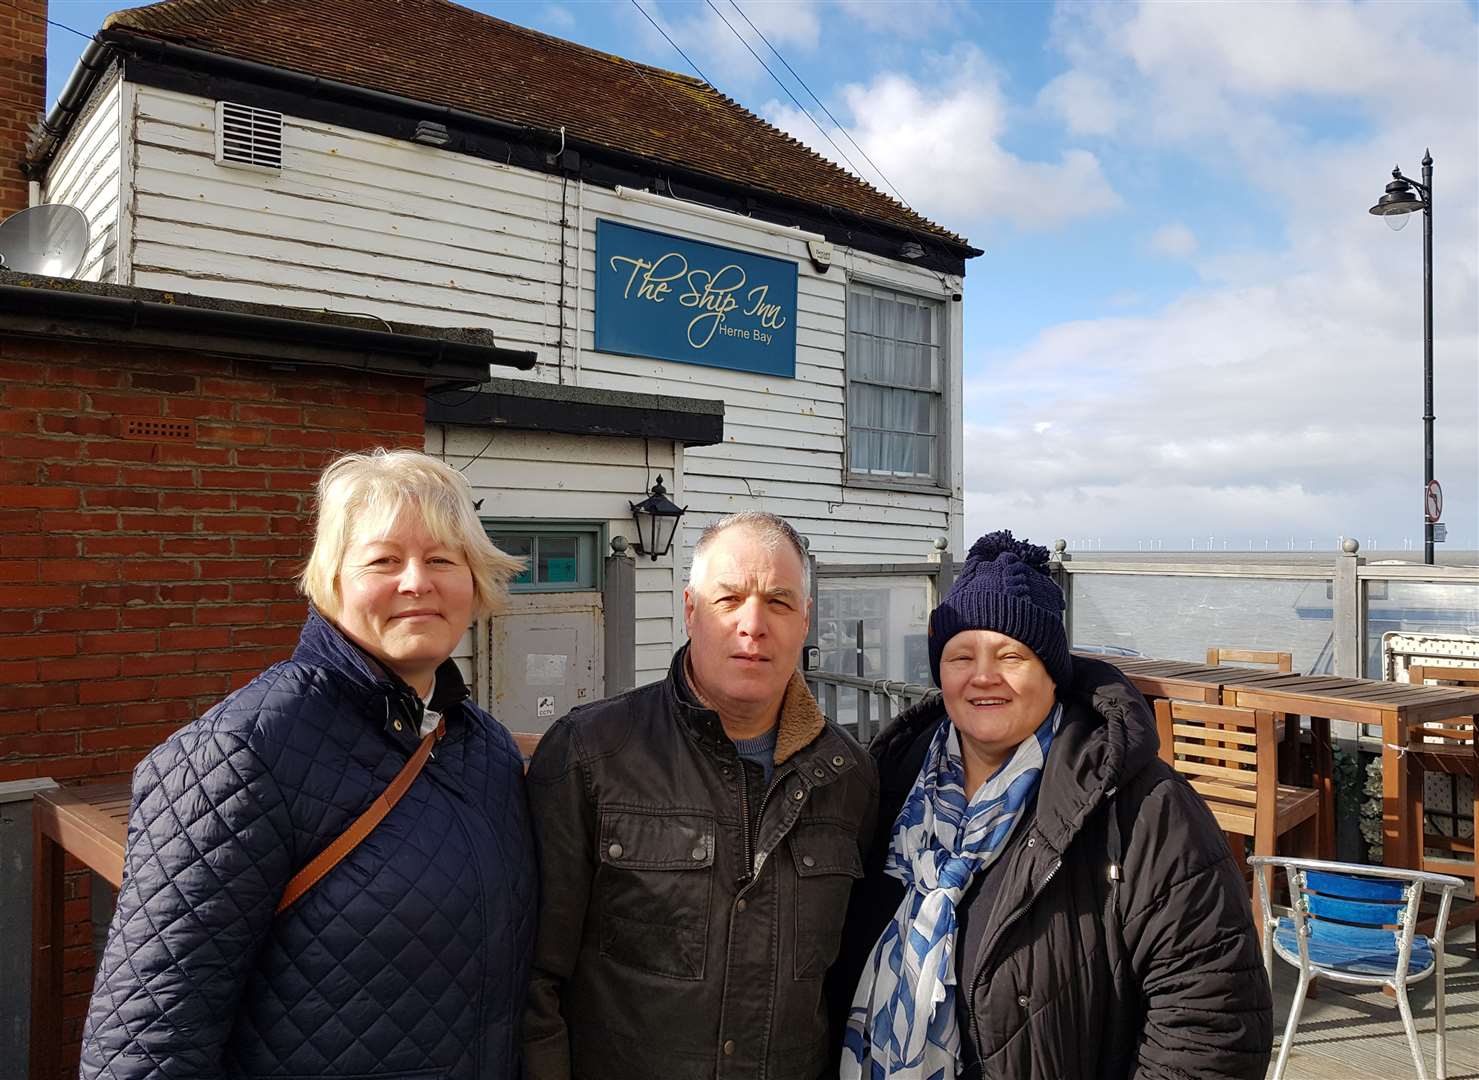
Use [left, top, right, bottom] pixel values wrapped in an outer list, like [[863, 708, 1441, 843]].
[[29, 30, 980, 262], [25, 39, 113, 179]]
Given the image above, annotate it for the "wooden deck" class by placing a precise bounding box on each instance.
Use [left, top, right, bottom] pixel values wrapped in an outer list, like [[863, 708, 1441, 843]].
[[1271, 924, 1479, 1078]]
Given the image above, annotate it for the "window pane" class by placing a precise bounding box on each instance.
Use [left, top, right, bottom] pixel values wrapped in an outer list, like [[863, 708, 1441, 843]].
[[498, 534, 534, 585], [538, 536, 579, 584], [914, 434, 935, 476], [846, 284, 943, 483]]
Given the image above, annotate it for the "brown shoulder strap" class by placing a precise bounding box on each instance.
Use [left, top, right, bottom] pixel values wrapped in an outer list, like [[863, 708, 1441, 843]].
[[276, 716, 445, 915]]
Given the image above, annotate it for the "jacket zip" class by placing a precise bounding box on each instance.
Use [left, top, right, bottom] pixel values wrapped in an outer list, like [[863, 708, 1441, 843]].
[[737, 764, 755, 887], [968, 853, 1062, 1058], [738, 765, 791, 888]]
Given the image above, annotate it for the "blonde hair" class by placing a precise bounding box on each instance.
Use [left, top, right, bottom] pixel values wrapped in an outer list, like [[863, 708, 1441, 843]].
[[299, 448, 523, 621]]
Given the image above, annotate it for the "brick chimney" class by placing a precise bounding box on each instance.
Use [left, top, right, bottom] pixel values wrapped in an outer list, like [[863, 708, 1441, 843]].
[[0, 0, 47, 216]]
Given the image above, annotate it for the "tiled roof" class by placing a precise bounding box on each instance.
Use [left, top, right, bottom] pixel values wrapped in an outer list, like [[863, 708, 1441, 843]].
[[104, 0, 972, 250]]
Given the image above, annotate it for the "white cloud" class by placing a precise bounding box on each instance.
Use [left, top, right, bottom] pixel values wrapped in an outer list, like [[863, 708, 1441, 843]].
[[1037, 70, 1126, 137], [832, 0, 960, 37], [1047, 1, 1477, 160], [962, 222, 1478, 547], [958, 1, 1479, 549], [632, 0, 821, 89], [541, 4, 575, 30], [763, 48, 1122, 230], [1148, 223, 1197, 259]]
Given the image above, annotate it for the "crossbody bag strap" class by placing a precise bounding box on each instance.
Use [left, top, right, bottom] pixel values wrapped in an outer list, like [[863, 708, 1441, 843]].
[[276, 716, 445, 915]]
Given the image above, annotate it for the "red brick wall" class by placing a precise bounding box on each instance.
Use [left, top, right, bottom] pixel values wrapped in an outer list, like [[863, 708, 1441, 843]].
[[0, 335, 426, 1075], [0, 0, 46, 216]]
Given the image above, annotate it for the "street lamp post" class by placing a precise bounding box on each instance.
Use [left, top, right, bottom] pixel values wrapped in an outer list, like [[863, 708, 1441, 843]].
[[1368, 151, 1435, 564]]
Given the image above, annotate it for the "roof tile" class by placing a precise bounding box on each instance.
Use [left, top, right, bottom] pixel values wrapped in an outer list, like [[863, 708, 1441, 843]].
[[104, 0, 971, 249]]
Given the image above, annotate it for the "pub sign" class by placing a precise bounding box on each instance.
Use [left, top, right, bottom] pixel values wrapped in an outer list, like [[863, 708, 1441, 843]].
[[594, 219, 797, 378]]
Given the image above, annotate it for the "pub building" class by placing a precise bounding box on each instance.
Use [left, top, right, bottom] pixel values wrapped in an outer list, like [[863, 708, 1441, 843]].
[[17, 0, 979, 726]]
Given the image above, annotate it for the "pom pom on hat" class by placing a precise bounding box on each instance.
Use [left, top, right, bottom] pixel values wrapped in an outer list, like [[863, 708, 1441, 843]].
[[966, 530, 1051, 572], [928, 529, 1071, 689]]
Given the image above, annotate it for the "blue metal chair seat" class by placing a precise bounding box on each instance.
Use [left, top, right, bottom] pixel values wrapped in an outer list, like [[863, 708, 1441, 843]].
[[1272, 915, 1435, 979], [1253, 855, 1462, 1080]]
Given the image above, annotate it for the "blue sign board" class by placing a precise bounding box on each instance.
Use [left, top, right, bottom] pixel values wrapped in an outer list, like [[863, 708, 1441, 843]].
[[594, 219, 797, 378]]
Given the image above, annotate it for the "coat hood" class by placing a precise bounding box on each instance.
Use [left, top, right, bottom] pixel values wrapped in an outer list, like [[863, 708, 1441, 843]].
[[868, 656, 1159, 853]]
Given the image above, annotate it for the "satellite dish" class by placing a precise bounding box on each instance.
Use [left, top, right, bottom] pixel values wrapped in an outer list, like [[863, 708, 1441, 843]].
[[0, 204, 90, 279]]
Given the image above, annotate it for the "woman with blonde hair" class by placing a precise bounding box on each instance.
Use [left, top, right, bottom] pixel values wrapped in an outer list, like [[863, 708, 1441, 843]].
[[80, 448, 536, 1080]]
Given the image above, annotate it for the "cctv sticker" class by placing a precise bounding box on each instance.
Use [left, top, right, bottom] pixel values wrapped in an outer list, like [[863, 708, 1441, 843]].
[[537, 695, 556, 719]]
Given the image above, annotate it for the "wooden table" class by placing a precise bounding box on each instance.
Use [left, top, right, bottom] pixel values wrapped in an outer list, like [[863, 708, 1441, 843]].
[[30, 782, 130, 1080], [1076, 655, 1335, 855], [1216, 675, 1479, 875], [1080, 653, 1479, 869]]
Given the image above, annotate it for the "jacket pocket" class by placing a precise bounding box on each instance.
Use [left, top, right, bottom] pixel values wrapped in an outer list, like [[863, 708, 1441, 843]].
[[597, 808, 714, 980], [789, 821, 863, 979]]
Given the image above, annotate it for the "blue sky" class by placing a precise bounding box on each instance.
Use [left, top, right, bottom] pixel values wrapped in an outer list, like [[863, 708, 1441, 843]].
[[45, 1, 1479, 554]]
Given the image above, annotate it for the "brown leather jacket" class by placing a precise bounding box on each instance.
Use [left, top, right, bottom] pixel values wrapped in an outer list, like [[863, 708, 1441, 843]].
[[521, 647, 879, 1080]]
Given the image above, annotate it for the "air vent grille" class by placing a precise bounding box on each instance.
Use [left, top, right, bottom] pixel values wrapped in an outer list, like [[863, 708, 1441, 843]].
[[121, 417, 196, 443], [215, 101, 283, 171]]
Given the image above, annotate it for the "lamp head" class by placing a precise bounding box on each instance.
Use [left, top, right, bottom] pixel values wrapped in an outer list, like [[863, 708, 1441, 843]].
[[1369, 169, 1423, 230]]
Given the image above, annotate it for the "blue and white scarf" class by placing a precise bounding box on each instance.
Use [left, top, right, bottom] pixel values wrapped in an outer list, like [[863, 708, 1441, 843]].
[[841, 704, 1061, 1080]]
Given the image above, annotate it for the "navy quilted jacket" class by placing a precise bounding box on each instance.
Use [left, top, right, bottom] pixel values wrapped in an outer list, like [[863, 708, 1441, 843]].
[[79, 610, 537, 1080]]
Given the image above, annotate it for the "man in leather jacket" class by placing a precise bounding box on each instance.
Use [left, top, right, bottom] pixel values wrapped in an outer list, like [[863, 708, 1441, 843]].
[[522, 511, 878, 1080]]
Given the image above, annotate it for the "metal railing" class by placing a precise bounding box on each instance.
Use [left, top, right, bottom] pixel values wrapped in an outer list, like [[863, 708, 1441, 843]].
[[806, 671, 938, 744], [803, 541, 955, 742]]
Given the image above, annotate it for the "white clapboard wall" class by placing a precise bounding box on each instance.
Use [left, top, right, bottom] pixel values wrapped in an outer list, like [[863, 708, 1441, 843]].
[[426, 426, 681, 689], [40, 73, 124, 283], [73, 84, 963, 651]]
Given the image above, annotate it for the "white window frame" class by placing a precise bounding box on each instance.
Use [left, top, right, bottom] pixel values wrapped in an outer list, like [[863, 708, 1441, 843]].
[[843, 279, 950, 492]]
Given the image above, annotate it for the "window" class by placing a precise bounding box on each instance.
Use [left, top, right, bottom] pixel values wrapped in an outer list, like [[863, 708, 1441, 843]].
[[484, 523, 602, 592], [846, 282, 945, 484]]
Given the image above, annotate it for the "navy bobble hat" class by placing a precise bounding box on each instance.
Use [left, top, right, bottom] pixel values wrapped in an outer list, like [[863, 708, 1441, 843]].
[[928, 530, 1071, 689]]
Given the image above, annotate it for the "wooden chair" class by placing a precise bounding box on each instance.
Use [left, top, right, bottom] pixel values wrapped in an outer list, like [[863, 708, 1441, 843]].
[[1403, 665, 1479, 948], [1154, 698, 1320, 923], [1206, 647, 1293, 672], [1208, 646, 1301, 782]]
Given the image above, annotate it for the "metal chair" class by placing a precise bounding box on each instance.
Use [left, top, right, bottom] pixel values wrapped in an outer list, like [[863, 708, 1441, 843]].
[[1251, 855, 1463, 1080]]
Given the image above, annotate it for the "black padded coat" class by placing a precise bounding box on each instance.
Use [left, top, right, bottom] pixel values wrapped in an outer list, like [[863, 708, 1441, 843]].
[[829, 657, 1273, 1079], [79, 609, 537, 1080]]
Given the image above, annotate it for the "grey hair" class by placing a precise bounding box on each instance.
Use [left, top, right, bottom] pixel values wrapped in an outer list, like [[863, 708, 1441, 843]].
[[688, 511, 812, 599]]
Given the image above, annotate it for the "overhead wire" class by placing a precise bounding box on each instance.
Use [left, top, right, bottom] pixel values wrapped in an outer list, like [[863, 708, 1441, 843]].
[[629, 0, 713, 88], [715, 1, 954, 286], [727, 0, 912, 213], [47, 18, 99, 44], [701, 0, 872, 187]]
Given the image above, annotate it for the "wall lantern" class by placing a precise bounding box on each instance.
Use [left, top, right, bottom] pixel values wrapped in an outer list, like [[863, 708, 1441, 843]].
[[629, 476, 686, 561]]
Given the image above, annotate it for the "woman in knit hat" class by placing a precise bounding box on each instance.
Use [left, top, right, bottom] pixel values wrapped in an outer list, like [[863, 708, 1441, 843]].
[[831, 531, 1271, 1080]]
